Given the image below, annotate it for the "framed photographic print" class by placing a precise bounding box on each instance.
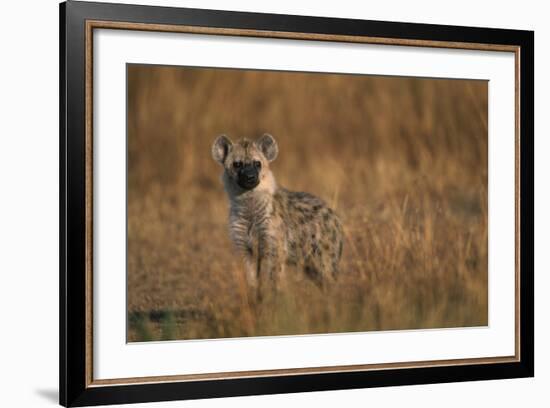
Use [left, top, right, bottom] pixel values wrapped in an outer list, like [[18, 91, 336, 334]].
[[59, 1, 534, 406]]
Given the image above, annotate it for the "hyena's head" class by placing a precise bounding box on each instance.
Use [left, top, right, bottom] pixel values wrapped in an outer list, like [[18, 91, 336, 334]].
[[212, 133, 278, 193]]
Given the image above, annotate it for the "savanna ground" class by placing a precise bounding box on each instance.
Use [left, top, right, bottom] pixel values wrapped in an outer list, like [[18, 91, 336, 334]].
[[127, 64, 488, 342]]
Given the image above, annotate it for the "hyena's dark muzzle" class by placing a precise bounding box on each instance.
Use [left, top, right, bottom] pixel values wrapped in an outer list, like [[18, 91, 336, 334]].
[[237, 163, 260, 190]]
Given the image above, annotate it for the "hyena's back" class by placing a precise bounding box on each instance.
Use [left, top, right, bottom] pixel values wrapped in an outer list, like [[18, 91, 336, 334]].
[[273, 188, 343, 282]]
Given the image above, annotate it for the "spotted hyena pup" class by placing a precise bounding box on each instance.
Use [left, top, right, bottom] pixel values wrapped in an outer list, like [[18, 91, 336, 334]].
[[212, 133, 343, 294]]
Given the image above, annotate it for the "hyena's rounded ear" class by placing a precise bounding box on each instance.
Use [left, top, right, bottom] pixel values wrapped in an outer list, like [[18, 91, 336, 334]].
[[256, 133, 278, 162], [212, 134, 233, 164]]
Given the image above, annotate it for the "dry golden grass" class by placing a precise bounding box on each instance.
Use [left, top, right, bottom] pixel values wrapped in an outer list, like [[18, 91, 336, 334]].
[[127, 65, 488, 341]]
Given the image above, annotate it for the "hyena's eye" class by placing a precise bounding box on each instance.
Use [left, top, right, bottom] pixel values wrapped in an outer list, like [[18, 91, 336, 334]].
[[253, 161, 262, 169], [233, 161, 243, 169]]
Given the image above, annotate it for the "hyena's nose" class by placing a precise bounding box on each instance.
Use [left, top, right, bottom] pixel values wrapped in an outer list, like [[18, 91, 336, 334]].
[[237, 165, 260, 189], [241, 165, 257, 179]]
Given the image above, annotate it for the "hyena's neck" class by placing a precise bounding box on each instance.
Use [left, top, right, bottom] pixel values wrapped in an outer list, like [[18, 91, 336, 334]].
[[229, 190, 273, 224], [226, 172, 277, 249]]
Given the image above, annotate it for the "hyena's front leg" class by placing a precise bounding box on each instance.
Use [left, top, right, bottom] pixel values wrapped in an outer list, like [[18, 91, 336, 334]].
[[244, 257, 258, 288], [256, 235, 286, 299], [243, 255, 259, 304]]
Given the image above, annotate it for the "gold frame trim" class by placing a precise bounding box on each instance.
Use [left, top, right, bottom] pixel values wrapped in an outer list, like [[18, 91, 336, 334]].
[[84, 20, 521, 388]]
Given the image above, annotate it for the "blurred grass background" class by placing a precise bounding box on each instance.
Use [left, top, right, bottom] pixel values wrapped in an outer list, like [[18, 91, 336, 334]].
[[127, 64, 488, 342]]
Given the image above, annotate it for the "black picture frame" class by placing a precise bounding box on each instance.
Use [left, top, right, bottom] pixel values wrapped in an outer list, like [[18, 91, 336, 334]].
[[60, 1, 534, 406]]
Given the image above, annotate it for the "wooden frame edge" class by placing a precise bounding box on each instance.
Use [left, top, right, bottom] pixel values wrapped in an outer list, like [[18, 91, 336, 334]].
[[89, 356, 519, 387], [88, 19, 520, 52], [85, 18, 94, 389]]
